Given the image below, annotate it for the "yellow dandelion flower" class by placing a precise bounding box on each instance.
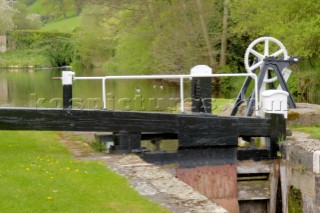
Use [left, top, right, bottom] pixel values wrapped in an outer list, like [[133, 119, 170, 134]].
[[66, 167, 70, 170], [47, 196, 53, 200], [74, 169, 79, 173], [25, 168, 30, 171]]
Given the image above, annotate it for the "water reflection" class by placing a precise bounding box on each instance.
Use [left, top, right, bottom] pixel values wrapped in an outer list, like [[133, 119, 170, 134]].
[[0, 68, 187, 112], [1, 68, 317, 111]]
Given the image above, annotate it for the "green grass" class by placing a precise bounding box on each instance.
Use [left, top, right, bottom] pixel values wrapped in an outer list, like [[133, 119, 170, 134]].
[[212, 98, 235, 115], [291, 126, 320, 139], [28, 0, 45, 15], [41, 16, 80, 33], [0, 50, 52, 68], [29, 0, 77, 20], [0, 131, 168, 212]]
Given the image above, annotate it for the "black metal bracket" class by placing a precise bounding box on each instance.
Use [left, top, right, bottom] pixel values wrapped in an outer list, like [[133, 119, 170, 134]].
[[231, 56, 298, 116]]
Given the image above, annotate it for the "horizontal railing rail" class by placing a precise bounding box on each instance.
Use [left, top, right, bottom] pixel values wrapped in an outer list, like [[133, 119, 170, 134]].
[[71, 73, 259, 116]]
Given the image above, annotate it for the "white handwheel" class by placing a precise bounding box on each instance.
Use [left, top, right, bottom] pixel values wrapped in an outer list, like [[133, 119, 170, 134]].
[[244, 37, 288, 83]]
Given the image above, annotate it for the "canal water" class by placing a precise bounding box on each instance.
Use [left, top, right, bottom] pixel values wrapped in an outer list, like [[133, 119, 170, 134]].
[[0, 68, 189, 112], [0, 68, 318, 111]]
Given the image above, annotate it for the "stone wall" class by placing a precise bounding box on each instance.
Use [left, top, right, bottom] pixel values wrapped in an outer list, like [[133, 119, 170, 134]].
[[0, 35, 6, 52], [282, 131, 320, 213]]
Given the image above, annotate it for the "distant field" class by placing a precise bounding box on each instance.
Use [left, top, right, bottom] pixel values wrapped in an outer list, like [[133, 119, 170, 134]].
[[41, 16, 80, 32], [28, 0, 45, 15], [30, 0, 80, 33]]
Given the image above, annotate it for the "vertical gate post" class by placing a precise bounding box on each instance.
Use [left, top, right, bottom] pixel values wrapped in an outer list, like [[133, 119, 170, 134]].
[[190, 65, 212, 113], [62, 71, 75, 109]]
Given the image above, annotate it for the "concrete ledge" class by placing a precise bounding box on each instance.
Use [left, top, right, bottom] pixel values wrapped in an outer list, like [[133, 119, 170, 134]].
[[287, 103, 320, 126]]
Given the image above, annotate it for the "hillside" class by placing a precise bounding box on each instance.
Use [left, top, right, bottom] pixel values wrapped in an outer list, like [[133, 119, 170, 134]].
[[41, 16, 80, 32], [29, 0, 80, 32]]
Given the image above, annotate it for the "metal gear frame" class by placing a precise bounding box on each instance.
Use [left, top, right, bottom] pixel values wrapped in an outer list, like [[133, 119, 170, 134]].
[[244, 37, 288, 83], [231, 37, 298, 117]]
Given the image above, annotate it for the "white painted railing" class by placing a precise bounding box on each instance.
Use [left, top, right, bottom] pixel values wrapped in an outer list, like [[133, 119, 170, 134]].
[[69, 73, 259, 116]]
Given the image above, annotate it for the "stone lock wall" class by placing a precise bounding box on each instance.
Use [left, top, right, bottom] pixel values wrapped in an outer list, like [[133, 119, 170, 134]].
[[282, 132, 320, 213]]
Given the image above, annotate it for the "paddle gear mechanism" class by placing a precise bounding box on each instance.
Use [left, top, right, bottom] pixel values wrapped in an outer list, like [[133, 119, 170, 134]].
[[244, 37, 289, 83], [231, 37, 298, 117]]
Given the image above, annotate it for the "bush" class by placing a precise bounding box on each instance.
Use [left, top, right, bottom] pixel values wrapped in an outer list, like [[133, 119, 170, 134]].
[[7, 30, 74, 67]]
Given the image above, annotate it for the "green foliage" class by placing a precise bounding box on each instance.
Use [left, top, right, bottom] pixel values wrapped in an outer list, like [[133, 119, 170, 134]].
[[112, 24, 154, 74], [0, 131, 168, 212], [89, 140, 106, 152], [230, 0, 320, 59], [0, 50, 51, 68], [73, 4, 118, 68], [287, 64, 320, 102], [0, 0, 17, 34], [25, 0, 37, 6], [8, 30, 74, 66], [288, 185, 303, 213], [70, 1, 224, 73], [13, 1, 42, 30]]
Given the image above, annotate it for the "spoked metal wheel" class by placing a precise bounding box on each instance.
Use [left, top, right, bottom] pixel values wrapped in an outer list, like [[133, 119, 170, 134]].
[[244, 37, 288, 83]]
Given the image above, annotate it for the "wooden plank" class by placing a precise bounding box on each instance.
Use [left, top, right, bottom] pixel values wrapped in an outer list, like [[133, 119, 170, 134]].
[[179, 115, 238, 147], [0, 108, 178, 133], [237, 117, 270, 137], [237, 149, 271, 161]]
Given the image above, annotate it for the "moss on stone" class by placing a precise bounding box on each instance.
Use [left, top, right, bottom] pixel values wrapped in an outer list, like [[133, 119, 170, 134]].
[[288, 185, 303, 213], [288, 111, 299, 121]]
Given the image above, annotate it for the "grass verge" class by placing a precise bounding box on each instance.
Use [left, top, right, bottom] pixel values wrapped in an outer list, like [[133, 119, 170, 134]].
[[0, 50, 52, 68], [291, 125, 320, 139], [0, 131, 168, 212], [212, 98, 235, 115]]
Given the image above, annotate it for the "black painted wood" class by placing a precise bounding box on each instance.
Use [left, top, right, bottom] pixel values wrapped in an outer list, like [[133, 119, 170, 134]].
[[178, 148, 237, 168], [191, 77, 212, 113], [0, 108, 286, 161], [141, 147, 237, 168], [63, 85, 72, 109], [237, 149, 271, 161], [268, 113, 286, 158], [179, 115, 238, 147], [112, 132, 141, 154], [0, 108, 178, 133], [237, 117, 270, 137]]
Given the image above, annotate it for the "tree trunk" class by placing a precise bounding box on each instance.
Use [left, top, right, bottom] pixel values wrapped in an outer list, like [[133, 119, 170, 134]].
[[195, 0, 217, 69], [219, 0, 229, 66], [74, 0, 82, 16]]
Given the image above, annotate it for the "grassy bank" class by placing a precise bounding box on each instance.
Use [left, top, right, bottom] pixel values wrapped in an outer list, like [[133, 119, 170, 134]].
[[0, 50, 52, 68], [0, 131, 168, 212]]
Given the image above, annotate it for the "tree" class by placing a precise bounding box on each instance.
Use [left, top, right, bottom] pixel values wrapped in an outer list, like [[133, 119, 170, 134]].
[[230, 0, 320, 60], [195, 0, 217, 68], [13, 1, 42, 30], [74, 0, 85, 15], [40, 0, 73, 20], [76, 0, 231, 74], [219, 0, 229, 66], [0, 0, 16, 34]]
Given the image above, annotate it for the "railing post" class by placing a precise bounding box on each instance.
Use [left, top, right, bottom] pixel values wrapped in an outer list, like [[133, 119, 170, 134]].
[[190, 65, 212, 113], [62, 71, 75, 109]]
